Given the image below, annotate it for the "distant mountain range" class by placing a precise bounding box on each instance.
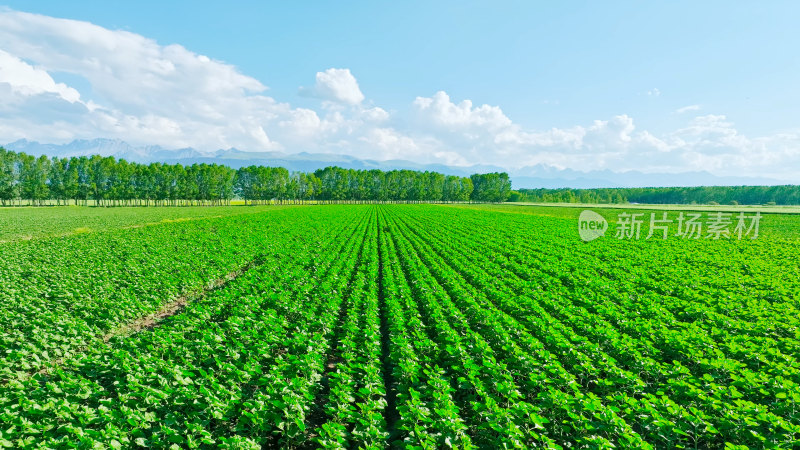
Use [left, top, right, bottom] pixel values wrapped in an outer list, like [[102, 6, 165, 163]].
[[4, 139, 792, 189]]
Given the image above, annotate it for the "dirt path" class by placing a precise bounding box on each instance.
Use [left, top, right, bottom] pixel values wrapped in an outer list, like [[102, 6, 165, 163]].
[[4, 258, 260, 384]]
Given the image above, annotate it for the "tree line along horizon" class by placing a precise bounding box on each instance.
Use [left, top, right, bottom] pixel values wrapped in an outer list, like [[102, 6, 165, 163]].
[[512, 185, 800, 206], [2, 147, 797, 206], [0, 148, 511, 205]]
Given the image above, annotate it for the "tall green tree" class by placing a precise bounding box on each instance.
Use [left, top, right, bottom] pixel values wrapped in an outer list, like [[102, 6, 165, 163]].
[[19, 154, 50, 205], [470, 172, 511, 202], [0, 148, 19, 205]]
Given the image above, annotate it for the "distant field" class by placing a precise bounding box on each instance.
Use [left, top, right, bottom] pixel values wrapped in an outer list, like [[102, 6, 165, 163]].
[[1, 205, 798, 448], [452, 203, 800, 240], [507, 201, 800, 213], [0, 205, 276, 242]]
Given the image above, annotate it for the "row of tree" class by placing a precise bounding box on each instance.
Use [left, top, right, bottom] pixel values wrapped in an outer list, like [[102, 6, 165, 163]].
[[0, 148, 512, 205], [512, 185, 800, 205]]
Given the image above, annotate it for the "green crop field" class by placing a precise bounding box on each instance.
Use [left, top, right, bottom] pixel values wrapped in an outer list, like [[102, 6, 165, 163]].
[[1, 205, 799, 449], [0, 205, 277, 243]]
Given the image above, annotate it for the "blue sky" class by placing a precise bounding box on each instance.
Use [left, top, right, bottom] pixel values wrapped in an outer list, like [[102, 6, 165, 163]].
[[1, 1, 798, 179]]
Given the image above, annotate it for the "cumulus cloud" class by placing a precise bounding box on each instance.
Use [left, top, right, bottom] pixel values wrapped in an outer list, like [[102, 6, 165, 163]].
[[0, 9, 290, 151], [0, 11, 380, 153], [407, 91, 799, 179], [647, 88, 661, 96], [0, 50, 82, 104], [413, 91, 511, 131], [359, 128, 420, 159], [360, 106, 390, 122], [299, 68, 365, 105]]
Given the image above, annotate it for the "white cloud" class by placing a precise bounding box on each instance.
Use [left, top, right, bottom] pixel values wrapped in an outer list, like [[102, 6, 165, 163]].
[[413, 91, 511, 131], [279, 108, 322, 138], [671, 114, 748, 153], [359, 128, 420, 159], [647, 88, 661, 96], [0, 50, 82, 103], [0, 9, 289, 151], [583, 115, 636, 148], [0, 9, 798, 181], [299, 68, 365, 105], [675, 104, 701, 114], [406, 92, 798, 179], [360, 106, 390, 122]]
